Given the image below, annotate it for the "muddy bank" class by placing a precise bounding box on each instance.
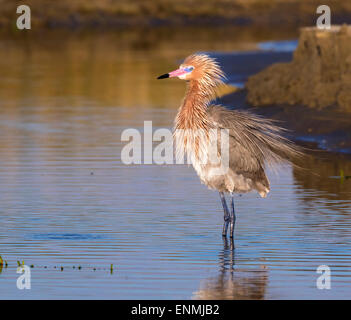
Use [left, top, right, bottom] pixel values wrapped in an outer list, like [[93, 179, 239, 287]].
[[2, 0, 351, 29], [246, 25, 351, 112], [215, 50, 351, 154]]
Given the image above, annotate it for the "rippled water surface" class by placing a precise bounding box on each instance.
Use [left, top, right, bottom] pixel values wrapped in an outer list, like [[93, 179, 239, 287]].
[[0, 28, 350, 299]]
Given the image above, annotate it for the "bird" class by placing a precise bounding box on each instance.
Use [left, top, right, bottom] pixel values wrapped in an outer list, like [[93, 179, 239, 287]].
[[157, 53, 300, 243]]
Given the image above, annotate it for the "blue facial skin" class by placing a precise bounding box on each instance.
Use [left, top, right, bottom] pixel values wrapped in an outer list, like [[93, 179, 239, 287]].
[[184, 66, 194, 73]]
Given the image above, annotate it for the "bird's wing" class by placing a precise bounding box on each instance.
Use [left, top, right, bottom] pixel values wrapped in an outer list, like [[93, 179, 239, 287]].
[[207, 104, 300, 172], [207, 105, 261, 173]]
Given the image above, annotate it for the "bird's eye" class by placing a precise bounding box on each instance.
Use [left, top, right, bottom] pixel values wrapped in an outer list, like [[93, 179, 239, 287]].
[[185, 66, 194, 72]]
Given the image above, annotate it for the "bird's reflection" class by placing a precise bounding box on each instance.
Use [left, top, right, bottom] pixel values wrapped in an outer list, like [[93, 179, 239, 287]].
[[220, 237, 235, 271], [193, 238, 268, 300]]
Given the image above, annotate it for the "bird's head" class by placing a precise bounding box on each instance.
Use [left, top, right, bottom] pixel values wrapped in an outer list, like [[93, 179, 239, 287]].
[[157, 53, 225, 88]]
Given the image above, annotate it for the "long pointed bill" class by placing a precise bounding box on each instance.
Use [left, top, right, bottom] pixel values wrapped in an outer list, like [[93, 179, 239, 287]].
[[157, 68, 188, 79]]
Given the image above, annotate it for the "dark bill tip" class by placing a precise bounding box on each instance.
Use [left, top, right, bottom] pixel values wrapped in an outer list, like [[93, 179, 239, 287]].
[[157, 73, 169, 79]]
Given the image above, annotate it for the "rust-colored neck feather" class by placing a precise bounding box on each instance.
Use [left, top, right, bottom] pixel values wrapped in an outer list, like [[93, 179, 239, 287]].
[[174, 80, 212, 131]]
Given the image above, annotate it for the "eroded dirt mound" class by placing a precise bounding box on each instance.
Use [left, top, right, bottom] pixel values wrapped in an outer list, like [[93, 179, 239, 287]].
[[246, 25, 351, 112]]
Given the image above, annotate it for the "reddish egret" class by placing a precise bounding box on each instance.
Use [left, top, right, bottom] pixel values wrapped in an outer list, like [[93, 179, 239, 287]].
[[157, 54, 300, 242]]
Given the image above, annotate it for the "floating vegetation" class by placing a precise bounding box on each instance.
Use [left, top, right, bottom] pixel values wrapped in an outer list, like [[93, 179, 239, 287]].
[[0, 257, 115, 274], [330, 170, 351, 183], [339, 169, 351, 184]]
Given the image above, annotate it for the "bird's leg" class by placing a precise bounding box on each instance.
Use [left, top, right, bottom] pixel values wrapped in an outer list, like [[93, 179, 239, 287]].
[[230, 193, 236, 240], [219, 192, 230, 237]]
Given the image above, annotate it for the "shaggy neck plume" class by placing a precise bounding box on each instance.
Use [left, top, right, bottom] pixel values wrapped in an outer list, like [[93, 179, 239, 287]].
[[175, 79, 216, 130]]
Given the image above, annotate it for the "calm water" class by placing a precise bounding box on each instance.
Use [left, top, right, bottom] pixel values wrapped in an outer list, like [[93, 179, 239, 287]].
[[0, 28, 350, 299]]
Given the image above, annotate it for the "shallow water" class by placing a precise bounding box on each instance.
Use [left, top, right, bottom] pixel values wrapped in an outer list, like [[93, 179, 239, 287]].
[[0, 28, 350, 299]]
